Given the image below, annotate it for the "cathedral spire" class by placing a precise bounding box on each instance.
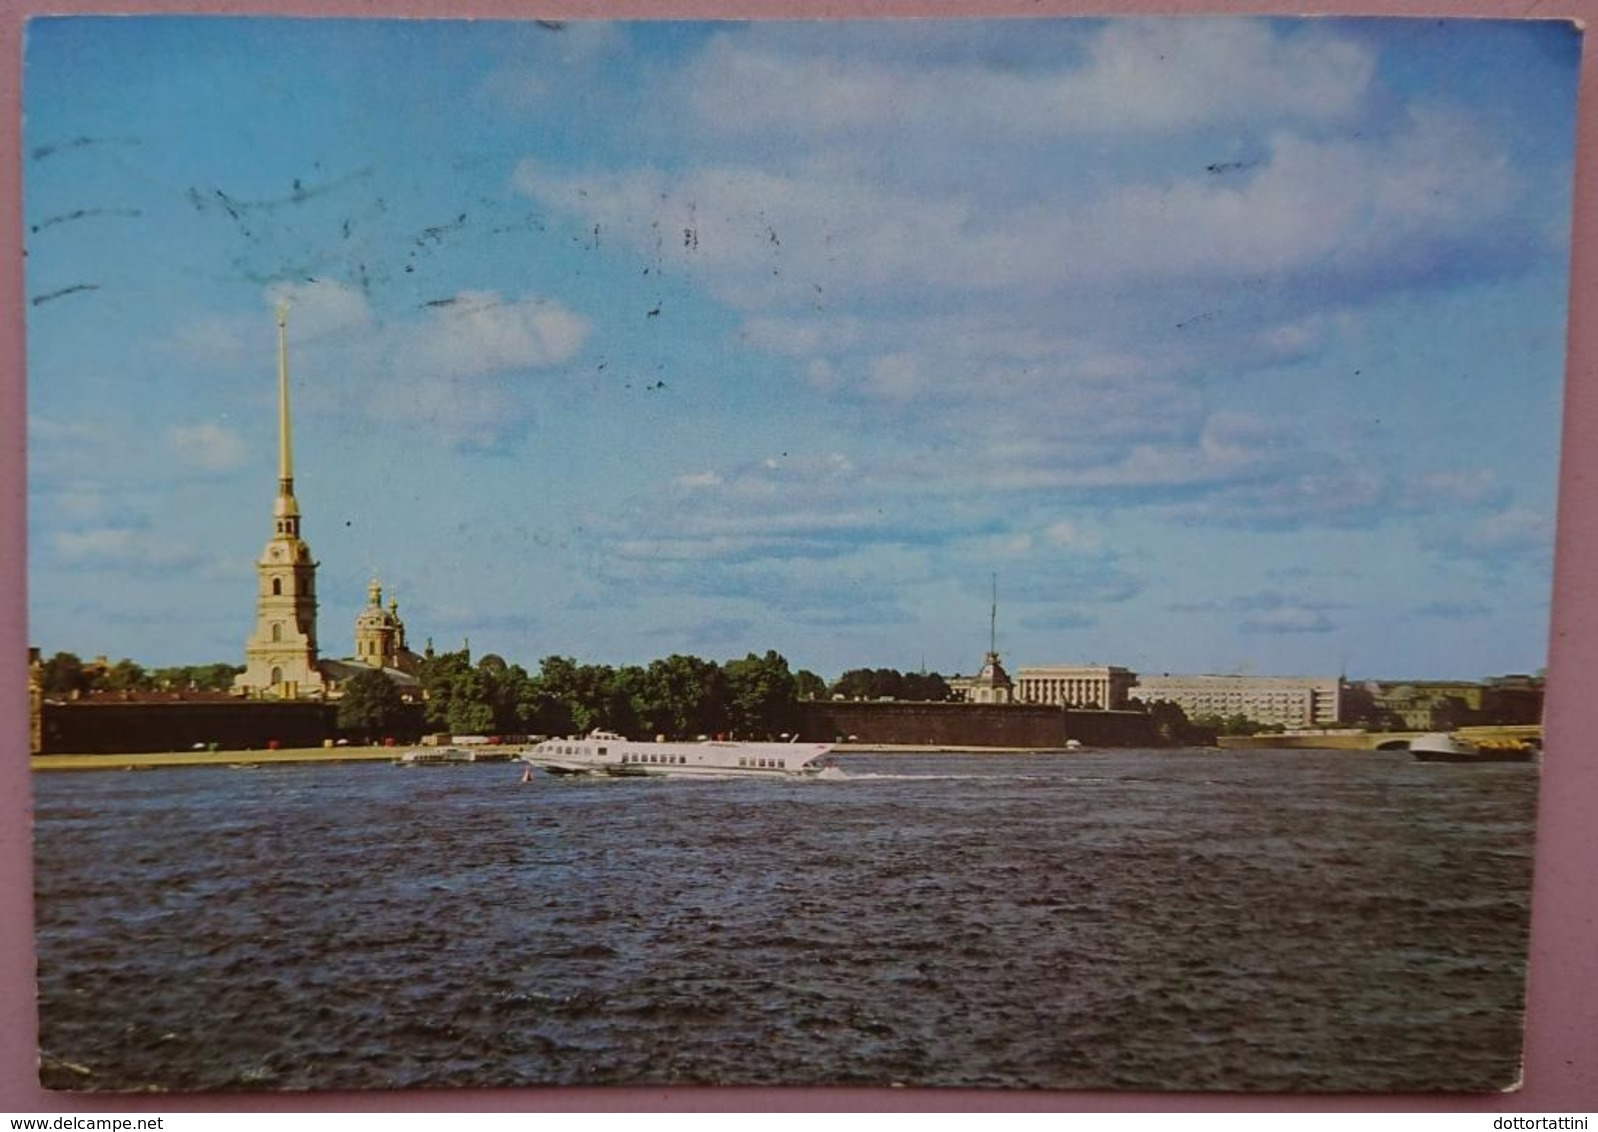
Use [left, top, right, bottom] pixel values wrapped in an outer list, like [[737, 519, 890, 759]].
[[272, 302, 301, 537], [276, 301, 295, 498], [234, 303, 322, 699]]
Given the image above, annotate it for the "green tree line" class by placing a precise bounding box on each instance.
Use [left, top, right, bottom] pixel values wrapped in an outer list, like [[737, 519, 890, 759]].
[[36, 652, 243, 696], [338, 654, 962, 742], [338, 649, 847, 743]]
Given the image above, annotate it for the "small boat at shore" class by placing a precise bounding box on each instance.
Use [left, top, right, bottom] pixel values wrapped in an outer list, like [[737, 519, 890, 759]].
[[1408, 732, 1537, 763], [395, 746, 520, 766], [519, 730, 840, 779], [395, 747, 476, 766]]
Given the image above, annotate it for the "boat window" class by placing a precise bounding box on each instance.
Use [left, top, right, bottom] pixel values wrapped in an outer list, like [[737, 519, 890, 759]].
[[597, 747, 607, 756]]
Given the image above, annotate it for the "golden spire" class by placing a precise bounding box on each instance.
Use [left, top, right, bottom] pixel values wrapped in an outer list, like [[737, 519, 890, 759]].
[[276, 300, 294, 496]]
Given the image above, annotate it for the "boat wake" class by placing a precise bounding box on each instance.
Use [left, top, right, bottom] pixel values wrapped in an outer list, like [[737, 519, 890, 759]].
[[819, 771, 1057, 783]]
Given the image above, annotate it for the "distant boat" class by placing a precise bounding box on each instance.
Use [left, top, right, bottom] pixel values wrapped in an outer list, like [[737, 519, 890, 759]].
[[1408, 732, 1536, 763], [394, 747, 476, 766], [519, 730, 840, 779]]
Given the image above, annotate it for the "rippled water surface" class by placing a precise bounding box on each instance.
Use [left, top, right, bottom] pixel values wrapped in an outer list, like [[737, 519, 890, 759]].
[[33, 749, 1536, 1092]]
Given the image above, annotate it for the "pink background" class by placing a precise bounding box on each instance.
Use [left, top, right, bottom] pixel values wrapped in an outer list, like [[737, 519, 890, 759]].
[[2, 0, 1594, 1113]]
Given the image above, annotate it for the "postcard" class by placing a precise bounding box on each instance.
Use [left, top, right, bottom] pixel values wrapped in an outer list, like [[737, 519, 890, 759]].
[[22, 15, 1580, 1093]]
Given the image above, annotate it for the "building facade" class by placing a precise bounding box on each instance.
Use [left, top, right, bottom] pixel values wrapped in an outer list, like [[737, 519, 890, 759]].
[[1129, 673, 1341, 729], [948, 651, 1014, 704], [315, 578, 428, 700], [352, 579, 425, 676], [233, 306, 324, 699], [1015, 665, 1137, 710], [1366, 680, 1482, 730]]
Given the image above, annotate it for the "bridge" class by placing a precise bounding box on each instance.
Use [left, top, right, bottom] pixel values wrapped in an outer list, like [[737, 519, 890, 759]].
[[1218, 724, 1542, 752]]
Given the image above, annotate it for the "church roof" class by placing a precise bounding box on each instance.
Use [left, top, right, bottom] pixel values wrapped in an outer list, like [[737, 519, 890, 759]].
[[320, 658, 422, 689], [972, 651, 1012, 686]]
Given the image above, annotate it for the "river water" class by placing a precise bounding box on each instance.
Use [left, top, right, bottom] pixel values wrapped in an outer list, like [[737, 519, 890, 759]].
[[32, 748, 1535, 1093]]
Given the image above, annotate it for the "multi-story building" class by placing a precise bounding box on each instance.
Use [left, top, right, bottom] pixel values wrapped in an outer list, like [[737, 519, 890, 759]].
[[1015, 665, 1137, 710], [1481, 674, 1544, 724], [1128, 673, 1341, 729], [1367, 680, 1483, 730]]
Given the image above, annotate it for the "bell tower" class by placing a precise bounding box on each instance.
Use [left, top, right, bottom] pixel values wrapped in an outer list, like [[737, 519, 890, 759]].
[[234, 304, 324, 698]]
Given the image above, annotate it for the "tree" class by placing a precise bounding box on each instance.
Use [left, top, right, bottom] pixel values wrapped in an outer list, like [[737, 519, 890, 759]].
[[40, 652, 88, 697], [337, 667, 406, 740], [445, 696, 496, 736], [530, 656, 622, 735], [603, 665, 647, 737], [1429, 695, 1478, 732], [475, 654, 535, 734], [151, 663, 243, 692], [101, 658, 151, 693], [643, 654, 728, 739], [901, 671, 952, 702], [830, 667, 947, 702], [723, 650, 798, 739], [417, 648, 496, 734], [833, 668, 904, 700], [1142, 699, 1201, 746], [518, 674, 575, 738], [794, 669, 827, 702], [1338, 683, 1402, 730]]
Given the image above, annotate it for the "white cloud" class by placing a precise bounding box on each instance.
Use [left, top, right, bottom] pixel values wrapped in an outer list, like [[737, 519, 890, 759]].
[[686, 20, 1375, 140], [401, 291, 590, 381], [1399, 469, 1506, 509], [516, 105, 1521, 313], [170, 422, 248, 473], [48, 485, 113, 522], [866, 353, 925, 400], [53, 527, 203, 571], [1241, 605, 1335, 634], [233, 285, 594, 448], [1045, 521, 1103, 553], [28, 416, 104, 445], [1466, 506, 1553, 554], [975, 412, 1285, 492], [1414, 600, 1489, 621], [265, 279, 374, 340]]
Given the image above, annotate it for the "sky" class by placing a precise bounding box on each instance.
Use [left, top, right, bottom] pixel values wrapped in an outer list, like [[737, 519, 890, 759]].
[[21, 16, 1581, 683]]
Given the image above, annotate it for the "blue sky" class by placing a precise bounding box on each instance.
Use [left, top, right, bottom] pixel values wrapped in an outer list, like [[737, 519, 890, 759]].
[[23, 16, 1580, 682]]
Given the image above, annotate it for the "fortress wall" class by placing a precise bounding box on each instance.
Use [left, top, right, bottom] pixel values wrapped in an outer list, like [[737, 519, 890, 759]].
[[798, 700, 1064, 746], [1061, 709, 1161, 747], [40, 700, 338, 754], [797, 701, 1164, 748]]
